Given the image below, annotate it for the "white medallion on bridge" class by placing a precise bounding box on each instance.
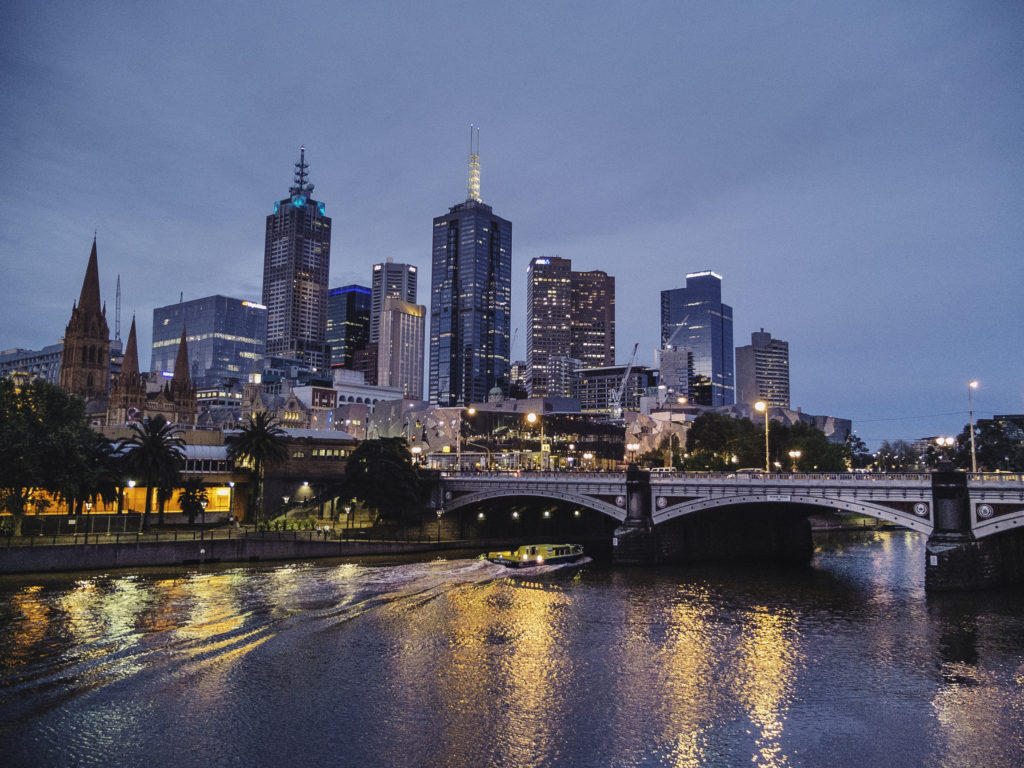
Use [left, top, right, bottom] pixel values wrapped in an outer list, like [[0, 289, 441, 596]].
[[615, 496, 626, 507], [913, 503, 929, 517], [656, 497, 667, 508], [977, 504, 995, 519]]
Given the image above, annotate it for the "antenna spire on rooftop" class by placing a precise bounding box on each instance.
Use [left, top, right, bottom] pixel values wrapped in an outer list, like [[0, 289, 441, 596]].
[[290, 144, 314, 196], [467, 124, 481, 202]]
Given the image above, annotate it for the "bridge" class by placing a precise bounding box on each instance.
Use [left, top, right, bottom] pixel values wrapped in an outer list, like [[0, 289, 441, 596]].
[[435, 468, 1024, 590]]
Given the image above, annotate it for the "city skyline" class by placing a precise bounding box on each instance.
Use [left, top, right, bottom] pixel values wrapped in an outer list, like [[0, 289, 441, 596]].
[[2, 2, 1022, 444]]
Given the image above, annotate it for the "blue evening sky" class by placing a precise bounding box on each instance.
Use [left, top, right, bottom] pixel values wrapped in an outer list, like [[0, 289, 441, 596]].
[[2, 1, 1022, 446]]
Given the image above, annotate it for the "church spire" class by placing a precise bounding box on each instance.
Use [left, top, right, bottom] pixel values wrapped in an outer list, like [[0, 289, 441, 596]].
[[172, 325, 191, 392], [122, 315, 139, 377], [78, 237, 102, 316]]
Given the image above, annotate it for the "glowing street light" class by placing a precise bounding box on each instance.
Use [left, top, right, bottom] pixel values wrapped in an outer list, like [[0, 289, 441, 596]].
[[788, 449, 802, 472], [968, 380, 979, 473], [754, 401, 769, 471]]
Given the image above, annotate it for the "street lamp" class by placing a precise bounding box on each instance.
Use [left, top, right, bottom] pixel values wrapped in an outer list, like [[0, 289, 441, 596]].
[[968, 380, 979, 473], [788, 449, 802, 472], [626, 442, 640, 464], [754, 402, 769, 471], [411, 445, 422, 465], [527, 412, 546, 469]]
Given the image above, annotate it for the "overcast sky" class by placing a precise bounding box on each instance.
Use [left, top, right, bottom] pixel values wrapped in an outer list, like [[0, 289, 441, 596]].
[[2, 1, 1022, 446]]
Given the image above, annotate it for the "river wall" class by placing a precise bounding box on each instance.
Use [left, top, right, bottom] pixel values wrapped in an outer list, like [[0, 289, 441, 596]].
[[0, 537, 445, 575]]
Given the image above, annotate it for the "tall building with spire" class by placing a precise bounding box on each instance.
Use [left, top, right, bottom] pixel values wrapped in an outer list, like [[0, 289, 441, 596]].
[[59, 238, 111, 402], [262, 146, 332, 371], [429, 127, 512, 406]]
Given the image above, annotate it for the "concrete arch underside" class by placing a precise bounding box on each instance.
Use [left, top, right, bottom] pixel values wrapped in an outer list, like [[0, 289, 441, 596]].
[[442, 489, 627, 523], [652, 494, 934, 536]]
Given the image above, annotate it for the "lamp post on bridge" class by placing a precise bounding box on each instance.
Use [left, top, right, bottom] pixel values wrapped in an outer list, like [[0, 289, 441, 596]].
[[968, 380, 979, 474], [755, 401, 769, 472]]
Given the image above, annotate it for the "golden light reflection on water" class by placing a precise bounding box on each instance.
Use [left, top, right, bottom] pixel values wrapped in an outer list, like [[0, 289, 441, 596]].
[[6, 585, 49, 669], [437, 577, 571, 766], [733, 607, 801, 768]]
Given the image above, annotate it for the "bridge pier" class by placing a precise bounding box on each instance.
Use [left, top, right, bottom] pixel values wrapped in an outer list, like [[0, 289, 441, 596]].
[[612, 465, 659, 564], [926, 468, 1024, 590]]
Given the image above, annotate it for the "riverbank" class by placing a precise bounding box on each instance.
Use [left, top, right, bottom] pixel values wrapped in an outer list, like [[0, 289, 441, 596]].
[[0, 530, 453, 575]]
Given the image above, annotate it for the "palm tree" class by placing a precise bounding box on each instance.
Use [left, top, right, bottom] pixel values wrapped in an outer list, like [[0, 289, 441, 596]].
[[178, 476, 209, 525], [119, 416, 185, 531], [226, 412, 288, 525]]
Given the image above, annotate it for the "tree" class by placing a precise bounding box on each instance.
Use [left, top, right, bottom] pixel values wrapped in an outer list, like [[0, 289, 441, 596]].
[[178, 477, 209, 525], [226, 412, 288, 525], [954, 419, 1024, 472], [341, 438, 421, 523], [0, 378, 99, 536], [845, 433, 872, 470], [119, 415, 185, 530], [874, 440, 919, 472]]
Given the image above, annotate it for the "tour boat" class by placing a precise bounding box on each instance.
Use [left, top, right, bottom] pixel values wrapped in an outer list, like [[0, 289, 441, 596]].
[[482, 543, 584, 568]]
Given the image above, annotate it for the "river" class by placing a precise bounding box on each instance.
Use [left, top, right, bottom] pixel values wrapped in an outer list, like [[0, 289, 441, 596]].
[[1, 530, 1022, 767]]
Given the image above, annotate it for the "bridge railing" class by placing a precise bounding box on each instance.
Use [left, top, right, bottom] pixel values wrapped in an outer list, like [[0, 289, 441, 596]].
[[439, 469, 1024, 485]]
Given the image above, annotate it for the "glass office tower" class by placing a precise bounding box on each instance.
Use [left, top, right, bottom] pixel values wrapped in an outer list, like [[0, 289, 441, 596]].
[[660, 271, 734, 406], [429, 140, 511, 406], [326, 285, 371, 369], [151, 295, 266, 387]]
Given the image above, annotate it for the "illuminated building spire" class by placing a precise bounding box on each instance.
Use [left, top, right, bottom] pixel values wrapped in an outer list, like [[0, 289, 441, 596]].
[[290, 144, 314, 196], [467, 124, 481, 202]]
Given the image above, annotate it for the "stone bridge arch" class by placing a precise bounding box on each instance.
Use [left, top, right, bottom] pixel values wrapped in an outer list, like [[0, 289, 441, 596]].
[[440, 487, 627, 523], [651, 493, 934, 536]]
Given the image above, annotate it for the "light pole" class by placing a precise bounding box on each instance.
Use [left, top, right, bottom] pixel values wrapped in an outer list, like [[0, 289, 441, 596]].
[[755, 401, 769, 471], [527, 412, 546, 469], [788, 449, 802, 472], [626, 442, 640, 465], [228, 481, 235, 523], [968, 380, 979, 473]]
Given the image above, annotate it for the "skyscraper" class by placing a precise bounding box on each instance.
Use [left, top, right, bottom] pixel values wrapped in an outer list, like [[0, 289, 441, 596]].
[[429, 130, 511, 406], [370, 259, 417, 344], [326, 285, 371, 368], [526, 256, 571, 397], [660, 271, 734, 406], [151, 295, 266, 387], [735, 329, 790, 408], [262, 147, 332, 371], [570, 268, 615, 369], [526, 257, 615, 397], [377, 297, 426, 399]]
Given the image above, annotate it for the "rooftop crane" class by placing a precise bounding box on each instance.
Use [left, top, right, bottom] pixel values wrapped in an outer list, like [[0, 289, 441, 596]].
[[610, 342, 639, 420]]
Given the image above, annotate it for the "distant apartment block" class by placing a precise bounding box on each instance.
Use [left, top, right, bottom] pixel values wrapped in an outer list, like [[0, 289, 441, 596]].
[[735, 329, 790, 408]]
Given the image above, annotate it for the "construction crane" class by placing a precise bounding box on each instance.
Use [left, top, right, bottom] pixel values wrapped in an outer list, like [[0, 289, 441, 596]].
[[609, 342, 639, 420]]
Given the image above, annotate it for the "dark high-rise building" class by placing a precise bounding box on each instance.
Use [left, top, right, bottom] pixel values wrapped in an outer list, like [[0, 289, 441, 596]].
[[526, 256, 571, 397], [429, 131, 511, 406], [151, 296, 267, 387], [735, 328, 790, 408], [370, 259, 418, 344], [571, 268, 614, 369], [660, 271, 734, 406], [262, 147, 332, 371], [326, 285, 371, 369], [526, 257, 615, 397]]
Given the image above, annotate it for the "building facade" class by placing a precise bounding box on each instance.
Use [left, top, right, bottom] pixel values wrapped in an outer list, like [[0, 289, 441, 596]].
[[526, 256, 572, 397], [571, 268, 615, 369], [262, 147, 332, 371], [151, 295, 266, 387], [0, 343, 63, 384], [660, 271, 734, 406], [429, 144, 511, 406], [526, 257, 615, 397], [377, 297, 425, 399], [735, 328, 790, 408], [326, 284, 371, 369], [370, 259, 417, 344], [571, 364, 657, 415]]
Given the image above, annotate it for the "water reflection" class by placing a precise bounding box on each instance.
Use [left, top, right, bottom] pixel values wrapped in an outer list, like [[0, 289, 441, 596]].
[[0, 535, 1022, 768]]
